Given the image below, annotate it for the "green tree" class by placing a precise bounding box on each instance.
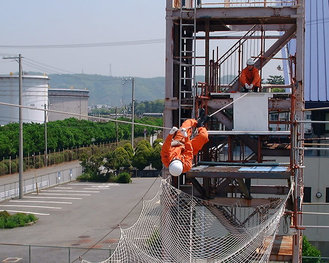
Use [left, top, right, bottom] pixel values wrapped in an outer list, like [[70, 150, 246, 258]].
[[267, 75, 285, 92], [150, 143, 163, 170], [79, 154, 108, 182], [303, 236, 321, 263], [132, 140, 152, 170], [106, 147, 131, 170], [267, 75, 284, 84], [123, 143, 134, 159]]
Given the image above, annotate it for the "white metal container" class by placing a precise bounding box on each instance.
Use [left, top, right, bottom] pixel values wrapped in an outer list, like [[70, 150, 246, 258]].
[[0, 74, 49, 125]]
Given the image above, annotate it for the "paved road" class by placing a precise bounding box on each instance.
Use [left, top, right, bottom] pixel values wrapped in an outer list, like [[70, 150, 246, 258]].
[[0, 177, 161, 262]]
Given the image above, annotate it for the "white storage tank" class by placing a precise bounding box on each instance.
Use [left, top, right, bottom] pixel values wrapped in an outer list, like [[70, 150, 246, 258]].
[[48, 88, 89, 121], [0, 74, 49, 125]]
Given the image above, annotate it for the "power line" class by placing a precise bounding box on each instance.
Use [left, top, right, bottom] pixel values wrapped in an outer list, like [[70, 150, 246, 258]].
[[24, 57, 75, 74], [0, 38, 165, 49], [0, 101, 168, 130]]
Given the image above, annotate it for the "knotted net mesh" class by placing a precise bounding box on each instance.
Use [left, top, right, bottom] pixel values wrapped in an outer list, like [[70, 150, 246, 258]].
[[82, 179, 290, 263]]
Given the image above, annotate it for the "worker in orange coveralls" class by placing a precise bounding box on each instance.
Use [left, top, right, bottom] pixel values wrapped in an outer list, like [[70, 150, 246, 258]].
[[239, 58, 261, 92], [161, 111, 209, 177]]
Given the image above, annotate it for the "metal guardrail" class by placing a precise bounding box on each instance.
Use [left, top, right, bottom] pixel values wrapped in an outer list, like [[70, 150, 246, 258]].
[[0, 243, 115, 263], [0, 165, 82, 202]]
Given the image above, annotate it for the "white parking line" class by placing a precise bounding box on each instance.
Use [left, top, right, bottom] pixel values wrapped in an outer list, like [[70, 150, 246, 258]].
[[9, 200, 72, 205], [43, 190, 100, 193], [25, 196, 82, 200], [0, 209, 49, 216], [0, 205, 62, 210], [54, 187, 73, 189], [71, 183, 116, 186], [83, 188, 110, 190], [31, 193, 90, 196]]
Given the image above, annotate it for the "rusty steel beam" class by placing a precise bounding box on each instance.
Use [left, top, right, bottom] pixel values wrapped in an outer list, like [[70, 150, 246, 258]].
[[210, 197, 282, 208], [172, 7, 297, 25], [229, 185, 290, 195]]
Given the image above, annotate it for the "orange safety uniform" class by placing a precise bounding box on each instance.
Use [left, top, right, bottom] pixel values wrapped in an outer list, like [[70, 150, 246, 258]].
[[161, 119, 209, 173], [239, 66, 261, 87]]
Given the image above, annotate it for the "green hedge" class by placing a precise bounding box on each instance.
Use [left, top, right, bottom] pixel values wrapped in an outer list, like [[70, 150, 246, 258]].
[[0, 117, 162, 159]]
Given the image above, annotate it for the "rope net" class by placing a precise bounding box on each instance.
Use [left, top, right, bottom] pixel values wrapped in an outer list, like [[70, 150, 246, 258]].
[[82, 179, 290, 263]]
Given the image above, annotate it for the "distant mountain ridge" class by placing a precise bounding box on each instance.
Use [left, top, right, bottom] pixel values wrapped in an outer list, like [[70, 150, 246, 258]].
[[48, 73, 234, 107], [48, 74, 165, 107]]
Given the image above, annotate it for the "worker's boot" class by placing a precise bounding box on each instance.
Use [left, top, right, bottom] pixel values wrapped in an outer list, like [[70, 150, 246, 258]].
[[197, 108, 210, 127]]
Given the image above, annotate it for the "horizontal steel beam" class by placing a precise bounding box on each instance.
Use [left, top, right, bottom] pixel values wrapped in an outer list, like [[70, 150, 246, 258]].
[[229, 185, 290, 195], [171, 7, 297, 25]]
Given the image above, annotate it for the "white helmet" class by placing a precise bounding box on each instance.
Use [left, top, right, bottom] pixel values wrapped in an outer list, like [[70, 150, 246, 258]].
[[247, 58, 255, 66], [169, 160, 183, 177]]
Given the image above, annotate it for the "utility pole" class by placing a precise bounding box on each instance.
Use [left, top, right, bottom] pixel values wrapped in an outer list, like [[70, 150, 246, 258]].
[[18, 54, 23, 199], [2, 54, 24, 198], [115, 107, 118, 146], [44, 103, 48, 167], [131, 78, 135, 149], [122, 77, 135, 148]]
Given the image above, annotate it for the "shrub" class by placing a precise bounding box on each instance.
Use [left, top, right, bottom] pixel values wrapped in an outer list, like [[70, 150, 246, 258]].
[[0, 211, 38, 229], [0, 211, 10, 218], [11, 160, 18, 173], [0, 162, 8, 176], [108, 172, 132, 183], [34, 159, 45, 169], [77, 172, 93, 182], [303, 236, 321, 262], [115, 172, 132, 183]]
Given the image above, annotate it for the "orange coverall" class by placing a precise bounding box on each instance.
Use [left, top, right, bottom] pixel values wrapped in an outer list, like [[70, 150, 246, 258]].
[[239, 67, 261, 88], [161, 119, 209, 173]]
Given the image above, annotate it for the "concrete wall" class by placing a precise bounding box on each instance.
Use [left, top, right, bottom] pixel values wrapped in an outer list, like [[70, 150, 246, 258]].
[[303, 156, 329, 256]]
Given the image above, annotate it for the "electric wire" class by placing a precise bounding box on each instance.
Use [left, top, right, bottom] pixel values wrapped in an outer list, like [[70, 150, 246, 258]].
[[0, 39, 165, 49]]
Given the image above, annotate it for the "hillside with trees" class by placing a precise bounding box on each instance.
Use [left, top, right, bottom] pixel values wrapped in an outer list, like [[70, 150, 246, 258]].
[[49, 74, 165, 106]]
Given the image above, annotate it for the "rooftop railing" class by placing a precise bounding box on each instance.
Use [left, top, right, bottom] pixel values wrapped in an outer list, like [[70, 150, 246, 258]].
[[172, 0, 298, 8]]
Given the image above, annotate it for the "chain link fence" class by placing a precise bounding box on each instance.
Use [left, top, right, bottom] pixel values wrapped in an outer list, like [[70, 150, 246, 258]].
[[0, 165, 82, 202], [0, 243, 115, 263]]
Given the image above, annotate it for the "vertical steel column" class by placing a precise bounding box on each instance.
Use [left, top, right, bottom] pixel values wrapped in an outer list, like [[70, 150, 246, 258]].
[[292, 0, 305, 261], [164, 0, 175, 138]]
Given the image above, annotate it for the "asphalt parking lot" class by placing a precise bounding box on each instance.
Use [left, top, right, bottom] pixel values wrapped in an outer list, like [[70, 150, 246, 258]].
[[0, 177, 161, 262]]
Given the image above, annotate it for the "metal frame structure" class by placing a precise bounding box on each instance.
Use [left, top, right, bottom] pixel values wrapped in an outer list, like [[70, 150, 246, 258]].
[[165, 0, 305, 261]]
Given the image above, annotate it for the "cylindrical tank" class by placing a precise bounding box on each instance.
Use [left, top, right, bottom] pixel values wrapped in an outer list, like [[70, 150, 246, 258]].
[[48, 88, 89, 121], [0, 74, 49, 125]]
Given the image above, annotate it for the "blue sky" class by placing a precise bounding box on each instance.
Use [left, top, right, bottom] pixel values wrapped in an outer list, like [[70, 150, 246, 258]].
[[0, 0, 166, 77]]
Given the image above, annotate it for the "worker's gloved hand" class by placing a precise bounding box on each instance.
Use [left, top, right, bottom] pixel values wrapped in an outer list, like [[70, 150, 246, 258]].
[[249, 84, 253, 89], [169, 126, 179, 135], [180, 128, 188, 138], [245, 83, 250, 89]]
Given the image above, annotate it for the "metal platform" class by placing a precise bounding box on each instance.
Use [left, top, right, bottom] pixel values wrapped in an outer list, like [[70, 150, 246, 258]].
[[187, 165, 290, 179], [207, 130, 290, 135]]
